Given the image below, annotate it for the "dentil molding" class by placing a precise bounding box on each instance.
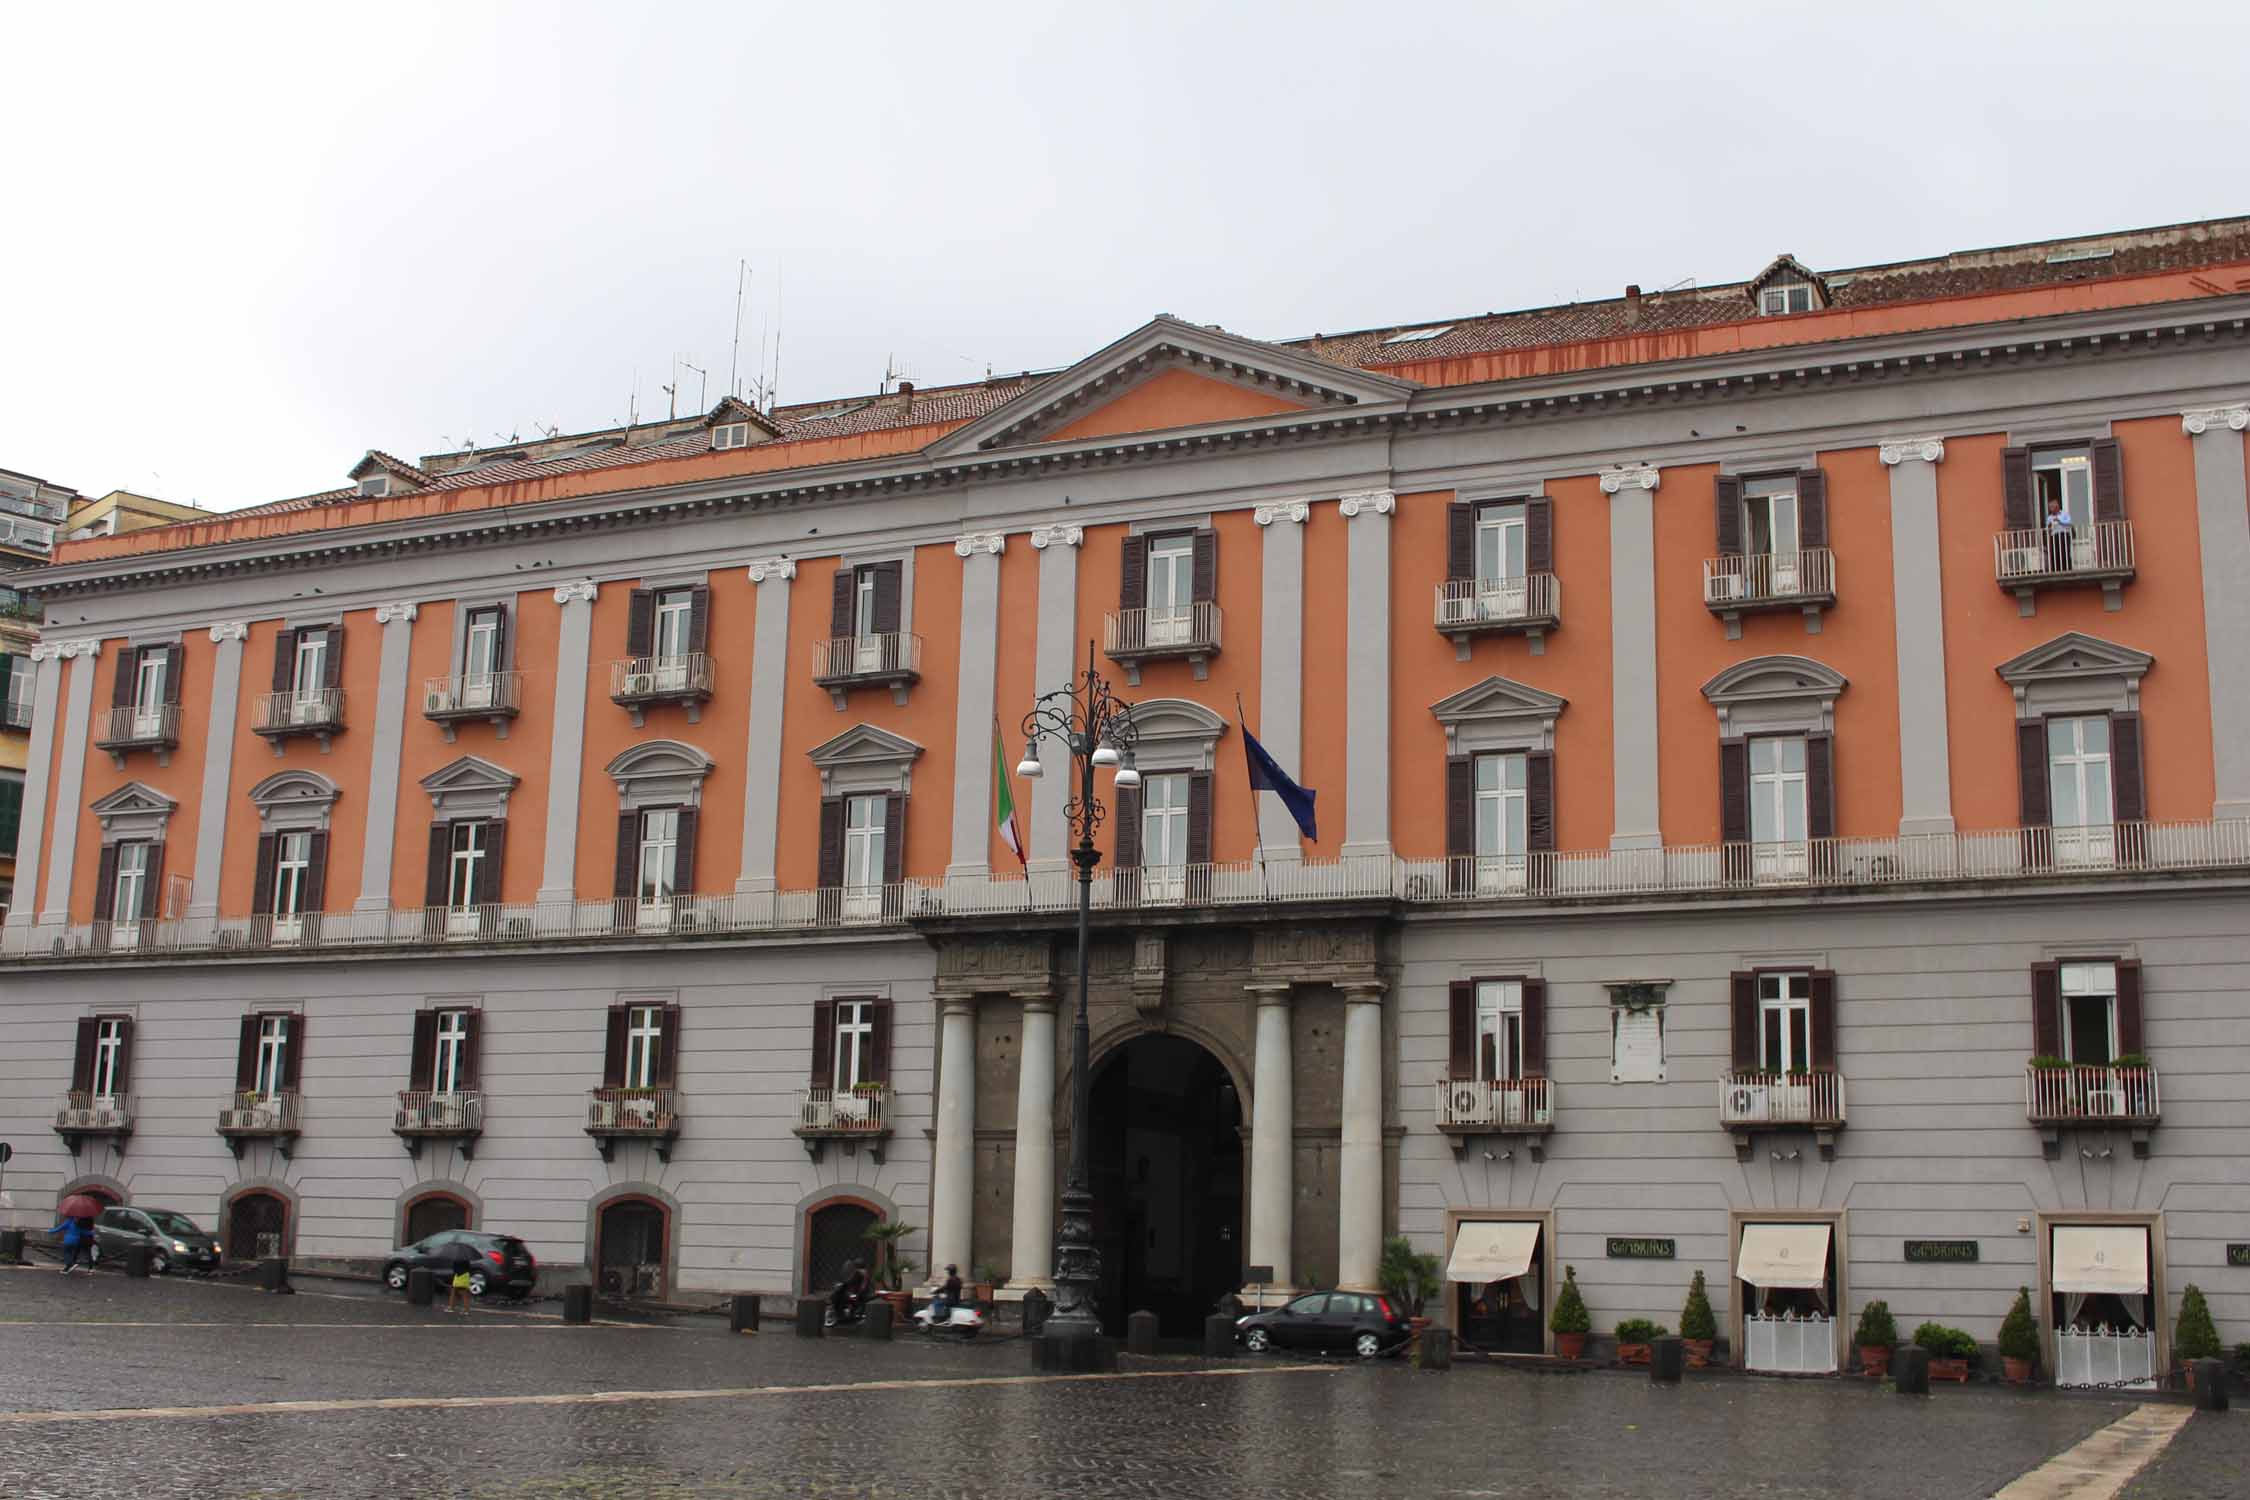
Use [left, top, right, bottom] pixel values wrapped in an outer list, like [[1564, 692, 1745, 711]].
[[207, 621, 250, 643], [746, 557, 797, 583], [1254, 501, 1310, 527], [1599, 463, 1661, 494], [1338, 490, 1395, 519], [552, 579, 599, 605], [1878, 436, 1947, 466], [954, 531, 1007, 557], [2181, 405, 2250, 435], [1029, 524, 1083, 550], [374, 601, 419, 624]]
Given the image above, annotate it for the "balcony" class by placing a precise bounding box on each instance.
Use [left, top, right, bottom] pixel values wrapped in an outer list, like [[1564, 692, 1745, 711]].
[[794, 1083, 893, 1162], [94, 704, 182, 767], [586, 1085, 679, 1161], [1719, 1069, 1846, 1160], [608, 654, 713, 726], [0, 515, 55, 553], [216, 1089, 302, 1159], [1433, 1077, 1553, 1158], [252, 689, 345, 753], [1702, 548, 1836, 636], [1994, 521, 2134, 614], [392, 1089, 484, 1160], [810, 632, 923, 709], [1104, 601, 1222, 684], [3, 694, 35, 732], [1433, 575, 1561, 656], [421, 673, 523, 741], [2025, 1062, 2159, 1158], [53, 1091, 133, 1154]]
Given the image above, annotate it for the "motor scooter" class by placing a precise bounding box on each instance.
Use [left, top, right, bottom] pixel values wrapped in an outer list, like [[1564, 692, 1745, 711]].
[[823, 1290, 869, 1329], [912, 1301, 985, 1339]]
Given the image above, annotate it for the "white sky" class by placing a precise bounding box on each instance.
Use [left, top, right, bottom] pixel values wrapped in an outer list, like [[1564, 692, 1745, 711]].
[[3, 1, 2242, 513]]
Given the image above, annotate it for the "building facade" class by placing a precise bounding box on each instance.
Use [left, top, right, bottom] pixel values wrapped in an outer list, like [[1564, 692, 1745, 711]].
[[5, 218, 2248, 1378]]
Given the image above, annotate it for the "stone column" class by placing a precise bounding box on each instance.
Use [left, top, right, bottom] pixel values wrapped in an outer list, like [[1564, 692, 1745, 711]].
[[36, 639, 101, 927], [187, 622, 249, 934], [1339, 491, 1393, 862], [3, 646, 67, 934], [1027, 525, 1082, 881], [2182, 406, 2250, 819], [737, 557, 795, 896], [538, 581, 597, 908], [1335, 980, 1386, 1292], [948, 532, 1006, 880], [1602, 463, 1663, 849], [356, 602, 418, 911], [929, 991, 978, 1289], [1008, 991, 1058, 1293], [1880, 438, 1956, 836], [1245, 981, 1295, 1299], [1255, 501, 1309, 863]]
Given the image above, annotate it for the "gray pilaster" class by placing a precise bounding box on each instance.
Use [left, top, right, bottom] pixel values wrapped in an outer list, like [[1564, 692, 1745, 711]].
[[1255, 502, 1309, 861], [2183, 405, 2250, 819], [36, 639, 101, 926], [188, 623, 249, 926], [539, 580, 598, 906], [1339, 491, 1393, 861], [355, 602, 419, 911], [947, 532, 1006, 878], [4, 648, 66, 930], [737, 558, 797, 894], [1027, 525, 1082, 872], [1603, 464, 1663, 850], [1880, 438, 1956, 836]]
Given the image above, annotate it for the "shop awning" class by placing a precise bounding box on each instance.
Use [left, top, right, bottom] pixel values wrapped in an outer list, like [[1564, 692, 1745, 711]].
[[1735, 1223, 1831, 1289], [2052, 1226, 2149, 1295], [1447, 1220, 1540, 1284]]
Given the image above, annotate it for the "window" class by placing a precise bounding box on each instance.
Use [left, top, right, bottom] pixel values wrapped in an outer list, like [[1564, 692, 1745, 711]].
[[132, 649, 168, 726], [1474, 751, 1528, 891], [253, 1014, 291, 1099], [432, 1009, 471, 1095], [292, 630, 328, 700], [712, 422, 751, 450], [358, 475, 388, 498], [91, 1017, 128, 1100], [637, 808, 679, 907], [2059, 962, 2117, 1066], [853, 567, 878, 640], [1476, 503, 1526, 587], [831, 998, 876, 1091], [112, 841, 152, 925], [1758, 973, 1812, 1072], [0, 772, 22, 856], [1381, 325, 1452, 345], [1741, 476, 1803, 593], [272, 831, 312, 926], [464, 607, 503, 683], [2047, 716, 2114, 866], [842, 793, 886, 911], [447, 822, 489, 910], [1140, 772, 1191, 901], [1748, 736, 1808, 881], [1146, 533, 1195, 644], [653, 589, 694, 662], [1475, 980, 1524, 1082], [1759, 284, 1813, 316], [623, 1004, 664, 1089], [2032, 448, 2094, 535]]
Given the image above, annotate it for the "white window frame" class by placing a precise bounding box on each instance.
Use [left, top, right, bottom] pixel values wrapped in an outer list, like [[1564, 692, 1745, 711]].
[[851, 565, 885, 673], [1475, 980, 1524, 1084], [1474, 751, 1528, 893], [637, 807, 679, 929], [841, 792, 887, 921], [271, 830, 312, 940], [291, 631, 328, 702], [2033, 448, 2095, 540], [357, 475, 388, 498], [1140, 772, 1191, 904], [832, 998, 875, 1093], [1749, 735, 1809, 884], [112, 841, 151, 929], [253, 1014, 290, 1100], [432, 1009, 470, 1096], [652, 589, 694, 679], [1757, 972, 1813, 1073], [91, 1018, 127, 1101], [446, 821, 488, 936], [623, 1004, 664, 1090], [711, 422, 751, 451], [1760, 284, 1814, 316], [1146, 534, 1195, 646], [1475, 502, 1530, 620], [463, 607, 502, 709], [132, 650, 168, 733], [2048, 715, 2114, 868], [1742, 476, 1803, 594], [2059, 962, 2120, 1067]]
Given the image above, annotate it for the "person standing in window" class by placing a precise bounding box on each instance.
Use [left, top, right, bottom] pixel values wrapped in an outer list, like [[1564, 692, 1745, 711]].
[[2044, 493, 2074, 573]]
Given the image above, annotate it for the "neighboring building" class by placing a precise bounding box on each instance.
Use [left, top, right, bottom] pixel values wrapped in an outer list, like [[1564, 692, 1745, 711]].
[[0, 466, 72, 912], [63, 489, 210, 543], [4, 217, 2248, 1385]]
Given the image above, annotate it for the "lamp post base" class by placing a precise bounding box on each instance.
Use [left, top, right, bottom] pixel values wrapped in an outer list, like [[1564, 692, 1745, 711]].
[[1030, 1329, 1118, 1373]]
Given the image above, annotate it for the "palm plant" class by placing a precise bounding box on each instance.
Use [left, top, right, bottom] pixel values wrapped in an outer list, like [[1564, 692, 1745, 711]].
[[862, 1219, 920, 1292]]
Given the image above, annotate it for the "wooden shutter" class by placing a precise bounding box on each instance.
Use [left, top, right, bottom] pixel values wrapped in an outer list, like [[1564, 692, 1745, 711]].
[[866, 999, 893, 1083], [2001, 447, 2035, 531], [626, 589, 655, 658], [460, 1011, 482, 1089], [1521, 979, 1547, 1076], [830, 569, 856, 636], [299, 832, 328, 914], [1446, 982, 1475, 1078], [871, 562, 903, 635], [162, 644, 186, 706], [1119, 534, 1148, 612], [1446, 504, 1475, 581], [140, 842, 166, 920], [686, 585, 711, 654], [280, 1014, 305, 1089], [601, 1007, 629, 1088], [882, 794, 906, 884], [1796, 468, 1828, 550], [111, 1019, 134, 1093], [272, 630, 295, 693], [1525, 498, 1554, 575], [1525, 750, 1556, 853], [1729, 972, 1758, 1069], [2030, 963, 2061, 1058], [1112, 781, 1142, 870], [478, 820, 506, 906], [1714, 474, 1744, 556], [1445, 757, 1474, 858], [71, 1017, 98, 1093], [2114, 960, 2144, 1056], [1719, 739, 1751, 844], [2109, 713, 2145, 823], [1185, 771, 1213, 866], [489, 607, 510, 672], [1808, 970, 1837, 1069], [654, 1005, 683, 1087], [2016, 720, 2051, 827], [613, 811, 641, 900], [1805, 733, 1836, 842], [2089, 437, 2125, 522], [112, 647, 138, 709], [671, 807, 699, 895], [235, 1015, 260, 1089], [92, 844, 120, 922], [321, 627, 344, 690], [809, 999, 837, 1086], [817, 798, 845, 888], [409, 1010, 437, 1091], [425, 823, 451, 906], [1191, 530, 1217, 604]]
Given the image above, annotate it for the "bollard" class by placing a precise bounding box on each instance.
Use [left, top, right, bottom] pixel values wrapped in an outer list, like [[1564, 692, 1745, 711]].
[[1022, 1287, 1052, 1337], [794, 1296, 826, 1338], [0, 1229, 23, 1265], [1126, 1310, 1159, 1357], [1650, 1336, 1684, 1384], [1417, 1325, 1453, 1371], [407, 1267, 436, 1307], [2192, 1359, 2228, 1412], [258, 1257, 293, 1295], [1204, 1313, 1237, 1358], [864, 1298, 894, 1341], [1893, 1345, 1930, 1395], [731, 1294, 760, 1335], [562, 1284, 593, 1324], [124, 1245, 154, 1279]]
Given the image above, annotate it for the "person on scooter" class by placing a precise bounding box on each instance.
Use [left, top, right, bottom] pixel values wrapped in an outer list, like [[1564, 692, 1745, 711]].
[[929, 1263, 964, 1323], [831, 1261, 870, 1323]]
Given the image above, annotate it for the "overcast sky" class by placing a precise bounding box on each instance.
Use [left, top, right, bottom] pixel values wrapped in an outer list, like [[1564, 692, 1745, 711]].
[[4, 2, 2242, 513]]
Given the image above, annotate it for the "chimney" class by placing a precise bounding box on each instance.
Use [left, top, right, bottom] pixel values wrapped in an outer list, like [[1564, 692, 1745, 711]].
[[899, 380, 915, 418], [1624, 284, 1644, 327]]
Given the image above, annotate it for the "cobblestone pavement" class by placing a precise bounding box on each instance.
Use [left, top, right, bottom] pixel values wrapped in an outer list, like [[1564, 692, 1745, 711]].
[[2, 1267, 2232, 1499], [2117, 1407, 2250, 1499]]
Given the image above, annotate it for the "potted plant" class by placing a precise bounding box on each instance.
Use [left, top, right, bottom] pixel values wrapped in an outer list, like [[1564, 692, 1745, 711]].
[[2027, 1054, 2069, 1070], [1912, 1321, 1978, 1383], [861, 1218, 920, 1316], [972, 1263, 1007, 1305], [1550, 1265, 1591, 1359], [1680, 1270, 1718, 1368], [2174, 1285, 2221, 1388], [1613, 1318, 1667, 1366], [1998, 1287, 2039, 1383], [1854, 1300, 1898, 1378], [1380, 1235, 1442, 1333]]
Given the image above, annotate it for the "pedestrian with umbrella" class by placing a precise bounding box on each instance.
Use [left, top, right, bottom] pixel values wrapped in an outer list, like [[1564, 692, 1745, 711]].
[[52, 1193, 103, 1275]]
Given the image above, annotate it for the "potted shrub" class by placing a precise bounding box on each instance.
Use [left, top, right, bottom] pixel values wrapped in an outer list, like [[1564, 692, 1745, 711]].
[[1913, 1321, 1978, 1383], [971, 1263, 1006, 1305], [1550, 1265, 1591, 1359], [1854, 1300, 1899, 1377], [1998, 1287, 2039, 1383], [1379, 1235, 1442, 1332], [861, 1218, 920, 1316], [1680, 1270, 1718, 1368], [1613, 1318, 1667, 1366], [2174, 1285, 2221, 1388]]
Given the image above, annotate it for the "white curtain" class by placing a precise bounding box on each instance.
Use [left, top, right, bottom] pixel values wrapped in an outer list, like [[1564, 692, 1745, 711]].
[[2064, 1293, 2088, 1328], [2122, 1294, 2147, 1329], [1518, 1271, 1540, 1313]]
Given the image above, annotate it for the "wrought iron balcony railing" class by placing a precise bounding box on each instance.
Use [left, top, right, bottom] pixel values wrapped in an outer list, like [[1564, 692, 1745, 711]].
[[1719, 1069, 1846, 1128], [1104, 601, 1222, 679], [586, 1085, 679, 1161], [810, 633, 923, 706], [95, 704, 183, 758], [1433, 575, 1561, 640], [54, 1090, 134, 1138], [608, 654, 713, 723], [1703, 548, 1836, 614], [2024, 1062, 2159, 1125], [252, 688, 345, 742], [422, 673, 523, 733], [1432, 1076, 1553, 1133]]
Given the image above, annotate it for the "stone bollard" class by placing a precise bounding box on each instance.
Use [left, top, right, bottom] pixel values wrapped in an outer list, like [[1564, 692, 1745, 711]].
[[1126, 1310, 1159, 1357], [2192, 1359, 2228, 1412], [1650, 1336, 1684, 1384], [0, 1229, 24, 1265], [1417, 1325, 1453, 1371], [407, 1267, 436, 1307], [1893, 1345, 1930, 1395], [1022, 1287, 1052, 1337], [562, 1284, 594, 1324], [730, 1294, 760, 1335], [258, 1257, 292, 1295], [124, 1245, 154, 1279], [794, 1296, 826, 1338], [1204, 1313, 1237, 1358], [864, 1299, 894, 1341]]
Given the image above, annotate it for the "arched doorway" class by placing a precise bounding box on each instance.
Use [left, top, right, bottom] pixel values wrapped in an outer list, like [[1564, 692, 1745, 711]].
[[225, 1190, 290, 1261], [61, 1183, 122, 1212], [1090, 1033, 1244, 1338], [595, 1197, 668, 1300], [403, 1193, 471, 1245], [803, 1199, 881, 1294]]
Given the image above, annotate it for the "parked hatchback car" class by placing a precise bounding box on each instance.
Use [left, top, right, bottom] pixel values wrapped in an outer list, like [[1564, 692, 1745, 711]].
[[93, 1207, 222, 1273], [1237, 1290, 1410, 1357], [381, 1231, 537, 1300]]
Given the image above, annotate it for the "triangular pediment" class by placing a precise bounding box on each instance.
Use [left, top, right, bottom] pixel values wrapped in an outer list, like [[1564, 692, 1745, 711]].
[[419, 754, 521, 795], [1430, 675, 1568, 725], [926, 316, 1418, 457], [88, 781, 178, 818], [1996, 632, 2153, 685], [807, 723, 925, 769]]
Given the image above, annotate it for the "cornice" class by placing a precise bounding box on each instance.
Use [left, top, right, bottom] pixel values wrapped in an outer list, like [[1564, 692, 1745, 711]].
[[2181, 403, 2249, 435]]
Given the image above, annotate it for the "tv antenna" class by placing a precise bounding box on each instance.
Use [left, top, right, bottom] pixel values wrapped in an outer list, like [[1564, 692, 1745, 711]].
[[683, 360, 708, 413], [731, 260, 748, 398]]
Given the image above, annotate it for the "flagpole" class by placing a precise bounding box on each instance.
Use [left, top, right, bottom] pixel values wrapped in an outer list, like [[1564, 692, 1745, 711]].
[[1235, 691, 1268, 900], [994, 714, 1031, 914]]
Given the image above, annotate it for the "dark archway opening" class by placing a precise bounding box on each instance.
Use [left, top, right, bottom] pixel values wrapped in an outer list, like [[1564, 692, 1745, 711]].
[[804, 1200, 881, 1294], [596, 1198, 668, 1299], [1090, 1034, 1244, 1339], [405, 1193, 470, 1245], [226, 1191, 289, 1261]]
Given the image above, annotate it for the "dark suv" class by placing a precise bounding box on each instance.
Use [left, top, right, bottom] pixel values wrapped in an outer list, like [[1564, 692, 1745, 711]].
[[93, 1207, 222, 1274], [1235, 1290, 1411, 1358], [381, 1231, 537, 1300]]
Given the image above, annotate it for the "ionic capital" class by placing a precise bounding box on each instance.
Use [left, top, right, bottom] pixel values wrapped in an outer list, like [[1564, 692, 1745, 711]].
[[1878, 436, 1947, 466], [1029, 524, 1083, 551], [2181, 404, 2250, 436], [207, 621, 250, 644], [954, 531, 1007, 558], [1600, 463, 1661, 494], [746, 556, 797, 584], [552, 579, 599, 605], [1338, 490, 1395, 519], [373, 601, 419, 625], [1254, 501, 1310, 527]]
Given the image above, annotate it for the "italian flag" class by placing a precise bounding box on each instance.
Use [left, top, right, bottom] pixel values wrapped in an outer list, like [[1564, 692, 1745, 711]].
[[994, 724, 1025, 866]]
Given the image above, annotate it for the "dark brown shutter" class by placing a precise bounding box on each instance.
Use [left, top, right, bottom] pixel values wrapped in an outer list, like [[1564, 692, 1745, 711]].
[[817, 798, 845, 887], [1525, 750, 1555, 853], [112, 647, 138, 709], [1525, 497, 1554, 575], [92, 844, 120, 922], [1714, 474, 1744, 556], [321, 627, 344, 691], [1521, 979, 1547, 1076], [686, 585, 711, 654], [671, 807, 698, 895], [2030, 963, 2061, 1058], [1191, 530, 1217, 604], [1185, 771, 1213, 866], [809, 999, 836, 1086], [1808, 970, 1837, 1069], [280, 1014, 305, 1089], [871, 562, 903, 635], [2001, 447, 2035, 531], [489, 607, 510, 672], [110, 1019, 133, 1092], [602, 1007, 629, 1088], [140, 842, 166, 920], [1730, 972, 1758, 1070], [626, 589, 655, 658], [1445, 757, 1474, 858], [866, 999, 893, 1083], [1719, 739, 1750, 844], [1119, 534, 1148, 611], [654, 1005, 682, 1087], [272, 630, 294, 693], [1805, 733, 1836, 842], [881, 793, 905, 884], [830, 569, 856, 636], [2114, 960, 2144, 1056], [409, 1010, 437, 1091], [163, 644, 185, 706], [1112, 781, 1142, 870], [478, 819, 506, 906], [301, 832, 328, 914], [71, 1017, 98, 1093], [613, 811, 640, 900], [1447, 982, 1475, 1078], [2089, 437, 2125, 522], [2109, 713, 2145, 823], [2017, 720, 2051, 827], [425, 823, 451, 906], [1796, 468, 1828, 550], [1446, 504, 1475, 580], [235, 1015, 260, 1089], [460, 1010, 483, 1089]]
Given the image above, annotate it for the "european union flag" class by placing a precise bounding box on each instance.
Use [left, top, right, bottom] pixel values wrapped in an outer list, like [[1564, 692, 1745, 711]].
[[1243, 726, 1318, 843]]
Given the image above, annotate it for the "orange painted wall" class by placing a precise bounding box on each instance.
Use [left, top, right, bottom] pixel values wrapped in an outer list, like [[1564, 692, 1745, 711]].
[[1935, 422, 2216, 831], [1297, 506, 1349, 859], [1390, 480, 1614, 859], [1653, 451, 1903, 845], [988, 535, 1042, 868], [68, 633, 211, 917], [1044, 369, 1307, 445]]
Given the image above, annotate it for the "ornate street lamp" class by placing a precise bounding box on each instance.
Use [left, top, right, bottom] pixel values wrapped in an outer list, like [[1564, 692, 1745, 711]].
[[1015, 639, 1138, 1358]]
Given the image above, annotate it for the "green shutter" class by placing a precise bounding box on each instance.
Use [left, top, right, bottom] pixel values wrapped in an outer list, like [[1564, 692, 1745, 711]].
[[0, 773, 24, 857]]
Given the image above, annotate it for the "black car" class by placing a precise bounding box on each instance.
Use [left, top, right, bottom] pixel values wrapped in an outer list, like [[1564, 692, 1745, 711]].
[[381, 1230, 537, 1299], [93, 1207, 222, 1273], [1236, 1290, 1410, 1358]]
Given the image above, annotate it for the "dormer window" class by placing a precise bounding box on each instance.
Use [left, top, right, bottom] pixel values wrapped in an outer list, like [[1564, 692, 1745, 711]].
[[712, 423, 751, 451], [358, 475, 389, 498], [1759, 283, 1814, 316]]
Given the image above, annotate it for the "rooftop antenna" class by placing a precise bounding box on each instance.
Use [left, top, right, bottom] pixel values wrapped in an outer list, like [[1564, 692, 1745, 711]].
[[1663, 275, 1697, 292], [683, 359, 709, 413], [628, 369, 639, 428], [730, 260, 748, 398], [769, 262, 783, 412]]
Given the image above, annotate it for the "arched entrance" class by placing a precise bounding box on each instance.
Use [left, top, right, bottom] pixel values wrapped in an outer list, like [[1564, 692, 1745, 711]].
[[1090, 1033, 1244, 1338], [225, 1190, 289, 1261], [403, 1192, 471, 1245], [595, 1196, 668, 1300], [803, 1199, 881, 1294], [61, 1183, 122, 1211]]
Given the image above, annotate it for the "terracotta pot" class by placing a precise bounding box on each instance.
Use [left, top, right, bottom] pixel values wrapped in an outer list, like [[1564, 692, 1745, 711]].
[[1683, 1339, 1715, 1369], [1929, 1357, 1971, 1383], [2002, 1356, 2033, 1384], [1408, 1316, 1432, 1336], [1618, 1342, 1652, 1366], [1859, 1345, 1892, 1378], [879, 1290, 912, 1318], [2183, 1363, 2197, 1392], [1555, 1331, 1587, 1360]]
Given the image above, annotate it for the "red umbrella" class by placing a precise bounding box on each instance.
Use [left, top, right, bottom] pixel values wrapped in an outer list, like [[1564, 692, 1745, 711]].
[[57, 1194, 104, 1220]]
